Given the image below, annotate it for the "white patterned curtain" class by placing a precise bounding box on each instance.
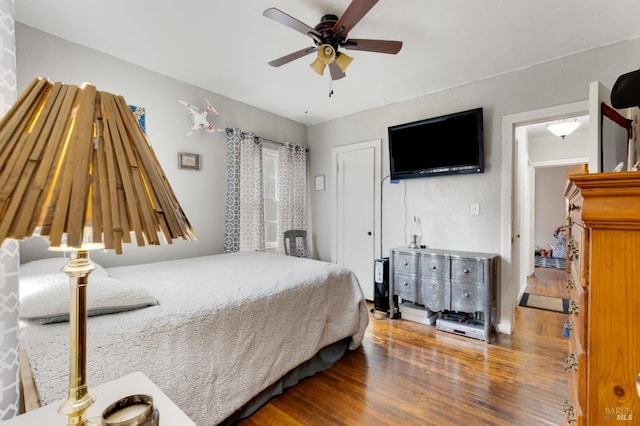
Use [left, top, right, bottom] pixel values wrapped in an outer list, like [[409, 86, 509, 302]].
[[276, 143, 308, 255], [224, 129, 265, 252], [0, 0, 20, 419]]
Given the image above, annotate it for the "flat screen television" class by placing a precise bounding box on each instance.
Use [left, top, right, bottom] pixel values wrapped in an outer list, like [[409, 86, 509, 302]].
[[388, 107, 484, 180]]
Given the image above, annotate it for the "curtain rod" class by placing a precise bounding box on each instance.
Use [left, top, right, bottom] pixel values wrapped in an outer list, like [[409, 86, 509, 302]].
[[225, 128, 309, 152]]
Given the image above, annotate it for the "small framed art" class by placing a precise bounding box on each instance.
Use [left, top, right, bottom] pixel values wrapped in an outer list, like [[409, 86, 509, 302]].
[[178, 152, 201, 170]]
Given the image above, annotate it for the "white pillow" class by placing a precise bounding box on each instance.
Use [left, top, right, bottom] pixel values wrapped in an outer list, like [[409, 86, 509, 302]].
[[20, 257, 109, 278], [19, 272, 158, 325]]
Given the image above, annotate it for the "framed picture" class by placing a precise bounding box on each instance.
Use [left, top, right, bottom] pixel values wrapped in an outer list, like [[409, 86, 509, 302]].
[[178, 152, 201, 170], [129, 105, 146, 134], [314, 175, 325, 191]]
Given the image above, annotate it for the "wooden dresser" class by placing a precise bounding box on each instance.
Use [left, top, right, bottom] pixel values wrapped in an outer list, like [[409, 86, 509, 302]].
[[563, 171, 640, 425]]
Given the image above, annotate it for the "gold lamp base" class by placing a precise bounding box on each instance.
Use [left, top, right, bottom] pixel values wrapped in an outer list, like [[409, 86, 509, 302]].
[[57, 250, 97, 426], [55, 251, 161, 426]]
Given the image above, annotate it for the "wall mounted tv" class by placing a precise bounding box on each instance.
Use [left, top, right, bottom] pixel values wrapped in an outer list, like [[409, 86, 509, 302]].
[[388, 107, 484, 180]]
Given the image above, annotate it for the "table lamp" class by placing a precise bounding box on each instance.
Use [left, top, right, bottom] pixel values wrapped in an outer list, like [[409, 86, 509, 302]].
[[0, 77, 196, 425], [409, 216, 422, 248]]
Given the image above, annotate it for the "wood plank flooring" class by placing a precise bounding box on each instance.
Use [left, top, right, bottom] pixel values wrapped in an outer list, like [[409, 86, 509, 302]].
[[239, 266, 569, 426]]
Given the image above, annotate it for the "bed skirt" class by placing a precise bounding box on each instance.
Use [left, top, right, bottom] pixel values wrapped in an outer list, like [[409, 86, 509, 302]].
[[221, 337, 351, 424]]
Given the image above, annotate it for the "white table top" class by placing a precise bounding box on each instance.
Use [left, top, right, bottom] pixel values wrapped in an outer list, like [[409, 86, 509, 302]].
[[5, 371, 196, 425]]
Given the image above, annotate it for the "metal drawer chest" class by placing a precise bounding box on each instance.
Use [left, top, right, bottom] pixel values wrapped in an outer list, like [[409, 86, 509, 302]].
[[389, 247, 499, 342]]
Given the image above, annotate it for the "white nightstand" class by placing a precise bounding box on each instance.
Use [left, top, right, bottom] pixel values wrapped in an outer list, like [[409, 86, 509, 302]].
[[6, 371, 195, 425]]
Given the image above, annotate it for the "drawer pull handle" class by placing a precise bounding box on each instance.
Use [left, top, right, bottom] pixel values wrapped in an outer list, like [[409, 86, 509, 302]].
[[403, 262, 408, 266], [403, 282, 409, 287], [463, 291, 470, 298], [431, 266, 437, 270], [566, 277, 574, 290], [564, 353, 578, 372], [563, 400, 576, 424], [567, 239, 579, 261], [569, 299, 579, 316], [463, 268, 469, 274], [564, 318, 572, 331]]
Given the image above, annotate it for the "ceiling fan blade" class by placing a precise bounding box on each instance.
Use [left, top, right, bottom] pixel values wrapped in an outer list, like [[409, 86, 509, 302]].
[[268, 46, 318, 67], [329, 61, 346, 80], [332, 0, 379, 37], [263, 8, 322, 40], [343, 39, 403, 54]]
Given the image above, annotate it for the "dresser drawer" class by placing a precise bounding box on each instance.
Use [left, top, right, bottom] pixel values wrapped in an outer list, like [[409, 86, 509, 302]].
[[393, 272, 418, 302], [450, 258, 484, 284], [568, 222, 588, 289], [450, 281, 484, 312], [566, 333, 587, 414], [419, 277, 450, 312], [419, 253, 449, 280], [567, 192, 583, 224], [563, 396, 585, 426], [392, 251, 419, 275]]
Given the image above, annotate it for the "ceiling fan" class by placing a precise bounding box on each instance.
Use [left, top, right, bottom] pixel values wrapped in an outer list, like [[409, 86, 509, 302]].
[[263, 0, 403, 80]]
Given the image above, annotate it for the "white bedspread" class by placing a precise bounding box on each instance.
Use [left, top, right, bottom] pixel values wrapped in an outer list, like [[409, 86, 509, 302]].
[[21, 252, 369, 425]]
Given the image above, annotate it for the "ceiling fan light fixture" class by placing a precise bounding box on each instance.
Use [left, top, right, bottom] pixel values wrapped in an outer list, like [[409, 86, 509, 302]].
[[546, 118, 581, 140], [335, 52, 353, 73], [309, 44, 335, 76], [264, 3, 404, 82], [309, 57, 327, 76]]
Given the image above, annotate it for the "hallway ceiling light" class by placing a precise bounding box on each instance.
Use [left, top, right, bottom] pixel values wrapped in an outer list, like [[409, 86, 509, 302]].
[[546, 118, 580, 139]]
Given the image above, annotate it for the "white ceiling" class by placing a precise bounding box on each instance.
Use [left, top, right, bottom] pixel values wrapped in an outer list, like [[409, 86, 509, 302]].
[[14, 0, 640, 126]]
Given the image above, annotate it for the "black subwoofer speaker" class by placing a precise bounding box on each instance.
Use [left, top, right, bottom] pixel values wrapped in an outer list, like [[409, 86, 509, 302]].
[[373, 257, 389, 312]]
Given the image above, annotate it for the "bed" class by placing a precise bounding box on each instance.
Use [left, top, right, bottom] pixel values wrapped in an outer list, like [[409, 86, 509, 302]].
[[18, 251, 369, 425]]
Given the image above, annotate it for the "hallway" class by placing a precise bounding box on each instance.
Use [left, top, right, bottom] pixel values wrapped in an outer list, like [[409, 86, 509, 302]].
[[516, 265, 570, 338]]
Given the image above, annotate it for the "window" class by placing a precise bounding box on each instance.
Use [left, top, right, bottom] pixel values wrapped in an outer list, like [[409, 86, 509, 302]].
[[263, 145, 279, 252]]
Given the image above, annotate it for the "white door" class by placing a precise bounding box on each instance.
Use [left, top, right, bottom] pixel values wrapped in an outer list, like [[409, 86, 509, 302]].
[[332, 140, 381, 301], [588, 81, 633, 173]]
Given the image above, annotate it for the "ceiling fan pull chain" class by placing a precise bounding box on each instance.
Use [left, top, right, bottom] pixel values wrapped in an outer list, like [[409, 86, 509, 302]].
[[329, 77, 334, 97]]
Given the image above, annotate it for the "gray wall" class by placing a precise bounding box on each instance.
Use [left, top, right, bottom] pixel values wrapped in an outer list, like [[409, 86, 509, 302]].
[[307, 37, 640, 330], [15, 24, 307, 267], [534, 166, 571, 250], [307, 37, 640, 263]]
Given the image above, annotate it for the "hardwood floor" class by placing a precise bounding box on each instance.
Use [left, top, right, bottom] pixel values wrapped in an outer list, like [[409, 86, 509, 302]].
[[239, 266, 569, 426], [517, 266, 571, 340]]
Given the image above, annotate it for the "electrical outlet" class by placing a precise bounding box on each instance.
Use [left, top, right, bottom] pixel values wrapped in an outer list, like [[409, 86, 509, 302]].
[[470, 202, 480, 216]]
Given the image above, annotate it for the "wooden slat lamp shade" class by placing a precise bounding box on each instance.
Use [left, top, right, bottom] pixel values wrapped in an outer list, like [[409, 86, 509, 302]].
[[0, 77, 196, 254]]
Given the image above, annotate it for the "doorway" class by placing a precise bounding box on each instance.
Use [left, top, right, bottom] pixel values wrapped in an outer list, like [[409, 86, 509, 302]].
[[516, 124, 589, 301], [499, 100, 589, 334], [331, 140, 381, 301]]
